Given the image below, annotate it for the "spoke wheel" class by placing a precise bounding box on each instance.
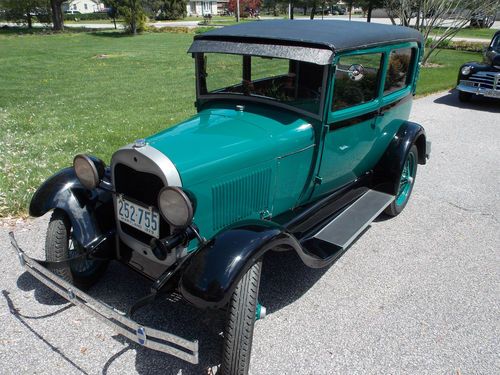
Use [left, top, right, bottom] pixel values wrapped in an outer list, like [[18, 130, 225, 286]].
[[45, 209, 108, 289], [385, 145, 418, 217]]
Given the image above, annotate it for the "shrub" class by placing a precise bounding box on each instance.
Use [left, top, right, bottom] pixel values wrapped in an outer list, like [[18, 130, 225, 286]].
[[63, 12, 110, 21], [426, 37, 486, 53]]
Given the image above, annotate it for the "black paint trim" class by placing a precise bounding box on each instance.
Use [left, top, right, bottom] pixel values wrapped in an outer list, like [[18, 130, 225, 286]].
[[328, 93, 412, 131], [29, 167, 115, 250]]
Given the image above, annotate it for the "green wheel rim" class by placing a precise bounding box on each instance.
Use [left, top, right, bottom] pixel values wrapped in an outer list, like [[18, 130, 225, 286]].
[[395, 152, 416, 206]]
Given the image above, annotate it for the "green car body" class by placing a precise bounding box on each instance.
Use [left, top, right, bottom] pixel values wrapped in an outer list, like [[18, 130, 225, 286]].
[[145, 41, 420, 247], [17, 20, 431, 371]]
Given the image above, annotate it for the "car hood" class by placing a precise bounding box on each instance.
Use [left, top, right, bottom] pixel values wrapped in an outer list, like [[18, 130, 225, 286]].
[[146, 103, 315, 187]]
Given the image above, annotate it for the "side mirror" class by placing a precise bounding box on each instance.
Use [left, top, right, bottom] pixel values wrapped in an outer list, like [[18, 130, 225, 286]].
[[348, 64, 365, 81]]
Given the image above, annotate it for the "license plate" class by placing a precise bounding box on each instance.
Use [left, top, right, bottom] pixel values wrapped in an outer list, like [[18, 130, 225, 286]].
[[117, 196, 160, 238], [484, 89, 500, 98]]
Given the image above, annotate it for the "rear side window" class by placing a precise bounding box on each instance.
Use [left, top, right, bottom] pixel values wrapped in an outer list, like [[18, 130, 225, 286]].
[[332, 53, 383, 111], [384, 48, 415, 95]]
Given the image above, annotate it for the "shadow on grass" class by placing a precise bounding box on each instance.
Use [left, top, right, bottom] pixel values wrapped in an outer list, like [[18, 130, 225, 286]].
[[90, 30, 135, 38], [434, 89, 500, 114]]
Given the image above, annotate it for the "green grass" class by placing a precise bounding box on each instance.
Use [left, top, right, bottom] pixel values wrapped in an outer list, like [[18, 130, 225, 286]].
[[417, 49, 482, 96], [432, 27, 498, 40], [0, 30, 483, 217]]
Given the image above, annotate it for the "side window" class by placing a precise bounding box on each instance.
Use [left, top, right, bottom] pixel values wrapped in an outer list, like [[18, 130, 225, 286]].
[[384, 48, 415, 95], [332, 53, 383, 111]]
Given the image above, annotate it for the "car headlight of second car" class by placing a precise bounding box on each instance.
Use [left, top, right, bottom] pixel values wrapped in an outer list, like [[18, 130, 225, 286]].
[[461, 66, 472, 76]]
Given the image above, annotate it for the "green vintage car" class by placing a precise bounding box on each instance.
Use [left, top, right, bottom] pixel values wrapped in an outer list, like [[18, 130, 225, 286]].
[[10, 20, 430, 374]]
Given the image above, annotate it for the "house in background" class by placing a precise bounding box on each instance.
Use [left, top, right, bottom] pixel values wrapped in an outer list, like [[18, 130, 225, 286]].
[[63, 0, 104, 14], [186, 0, 219, 16]]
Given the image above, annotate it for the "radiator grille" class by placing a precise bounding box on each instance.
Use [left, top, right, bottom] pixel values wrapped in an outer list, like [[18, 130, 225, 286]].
[[212, 168, 272, 231], [468, 71, 500, 90], [114, 163, 169, 243]]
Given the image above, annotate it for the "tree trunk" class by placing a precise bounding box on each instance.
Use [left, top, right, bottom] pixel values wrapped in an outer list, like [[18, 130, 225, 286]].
[[113, 17, 117, 29], [50, 0, 64, 31], [367, 3, 372, 22], [310, 6, 316, 19], [26, 11, 33, 29], [290, 4, 294, 20]]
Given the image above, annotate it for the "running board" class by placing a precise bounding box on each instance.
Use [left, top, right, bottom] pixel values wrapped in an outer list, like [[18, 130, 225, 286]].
[[301, 190, 394, 262]]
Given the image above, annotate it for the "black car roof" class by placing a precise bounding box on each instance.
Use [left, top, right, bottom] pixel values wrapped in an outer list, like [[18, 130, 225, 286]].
[[189, 20, 423, 64]]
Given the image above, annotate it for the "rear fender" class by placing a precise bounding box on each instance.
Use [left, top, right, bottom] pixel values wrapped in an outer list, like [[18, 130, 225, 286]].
[[29, 167, 114, 250], [374, 121, 427, 195]]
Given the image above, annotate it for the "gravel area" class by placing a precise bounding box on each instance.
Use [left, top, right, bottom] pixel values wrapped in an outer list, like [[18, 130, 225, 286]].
[[0, 90, 499, 374]]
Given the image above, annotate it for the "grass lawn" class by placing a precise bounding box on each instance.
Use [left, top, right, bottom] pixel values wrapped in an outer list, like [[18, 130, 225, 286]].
[[432, 27, 498, 40], [0, 30, 482, 217]]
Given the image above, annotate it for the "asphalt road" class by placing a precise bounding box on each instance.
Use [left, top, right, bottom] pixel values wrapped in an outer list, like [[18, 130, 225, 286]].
[[0, 90, 499, 374]]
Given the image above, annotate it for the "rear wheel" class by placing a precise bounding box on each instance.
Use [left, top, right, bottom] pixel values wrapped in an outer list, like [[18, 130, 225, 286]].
[[458, 91, 472, 102], [385, 145, 418, 217], [220, 261, 262, 375], [45, 209, 107, 289]]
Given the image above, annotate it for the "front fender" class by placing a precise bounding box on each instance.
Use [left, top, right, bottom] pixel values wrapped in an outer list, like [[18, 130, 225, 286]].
[[374, 121, 427, 195], [179, 220, 307, 309], [29, 167, 114, 250]]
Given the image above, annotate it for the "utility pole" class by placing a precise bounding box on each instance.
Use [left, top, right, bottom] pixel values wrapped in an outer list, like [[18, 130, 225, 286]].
[[236, 0, 240, 22]]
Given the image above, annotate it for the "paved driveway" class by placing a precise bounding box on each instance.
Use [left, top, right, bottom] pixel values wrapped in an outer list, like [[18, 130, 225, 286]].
[[0, 91, 499, 374]]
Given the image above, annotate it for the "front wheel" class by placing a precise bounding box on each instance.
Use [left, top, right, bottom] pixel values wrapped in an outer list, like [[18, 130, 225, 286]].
[[385, 145, 418, 217], [45, 209, 107, 289], [220, 261, 262, 375]]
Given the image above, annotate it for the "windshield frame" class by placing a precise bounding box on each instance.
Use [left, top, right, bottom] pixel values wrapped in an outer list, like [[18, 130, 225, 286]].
[[194, 52, 329, 121]]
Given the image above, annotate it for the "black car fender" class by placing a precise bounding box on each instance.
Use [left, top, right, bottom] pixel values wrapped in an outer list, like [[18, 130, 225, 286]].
[[373, 121, 427, 195], [29, 167, 115, 250], [179, 220, 322, 309]]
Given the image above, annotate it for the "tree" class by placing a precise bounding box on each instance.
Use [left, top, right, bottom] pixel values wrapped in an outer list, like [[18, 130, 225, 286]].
[[0, 0, 50, 28], [357, 0, 384, 22], [49, 0, 65, 30], [228, 0, 262, 17], [147, 0, 187, 20], [384, 0, 500, 64], [104, 0, 146, 34], [103, 0, 120, 28]]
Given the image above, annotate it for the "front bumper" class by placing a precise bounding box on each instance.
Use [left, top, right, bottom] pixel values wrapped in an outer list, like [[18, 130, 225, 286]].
[[8, 232, 199, 364], [457, 81, 500, 99]]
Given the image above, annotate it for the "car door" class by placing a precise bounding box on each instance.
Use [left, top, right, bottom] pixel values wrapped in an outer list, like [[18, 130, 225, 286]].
[[374, 45, 419, 159], [313, 51, 384, 197]]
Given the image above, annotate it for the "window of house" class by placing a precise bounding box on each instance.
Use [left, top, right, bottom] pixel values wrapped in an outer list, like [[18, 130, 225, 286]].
[[332, 53, 383, 111], [384, 48, 415, 95], [73, 4, 77, 10], [84, 3, 88, 10], [202, 1, 211, 14]]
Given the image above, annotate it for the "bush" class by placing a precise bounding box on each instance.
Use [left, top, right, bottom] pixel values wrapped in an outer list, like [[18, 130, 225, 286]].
[[63, 12, 110, 21], [426, 38, 486, 53], [145, 26, 191, 33]]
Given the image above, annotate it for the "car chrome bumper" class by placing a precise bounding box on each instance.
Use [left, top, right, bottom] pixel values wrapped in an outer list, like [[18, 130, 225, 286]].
[[457, 81, 500, 98], [8, 232, 199, 365]]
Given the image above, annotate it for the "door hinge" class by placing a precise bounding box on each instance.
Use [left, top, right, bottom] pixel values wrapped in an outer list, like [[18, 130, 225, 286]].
[[314, 176, 323, 185]]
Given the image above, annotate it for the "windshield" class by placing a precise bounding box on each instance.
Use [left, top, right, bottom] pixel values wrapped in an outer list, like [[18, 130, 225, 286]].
[[197, 53, 325, 117]]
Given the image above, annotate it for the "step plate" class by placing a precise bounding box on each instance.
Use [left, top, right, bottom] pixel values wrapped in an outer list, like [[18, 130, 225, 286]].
[[314, 190, 394, 250]]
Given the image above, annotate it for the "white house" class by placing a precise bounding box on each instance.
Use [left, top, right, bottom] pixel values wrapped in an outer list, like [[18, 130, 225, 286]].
[[186, 0, 219, 16], [63, 0, 104, 14]]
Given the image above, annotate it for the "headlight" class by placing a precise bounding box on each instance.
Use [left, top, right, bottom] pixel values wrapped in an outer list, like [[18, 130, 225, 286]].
[[158, 187, 194, 228], [73, 154, 105, 189], [461, 66, 472, 75]]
